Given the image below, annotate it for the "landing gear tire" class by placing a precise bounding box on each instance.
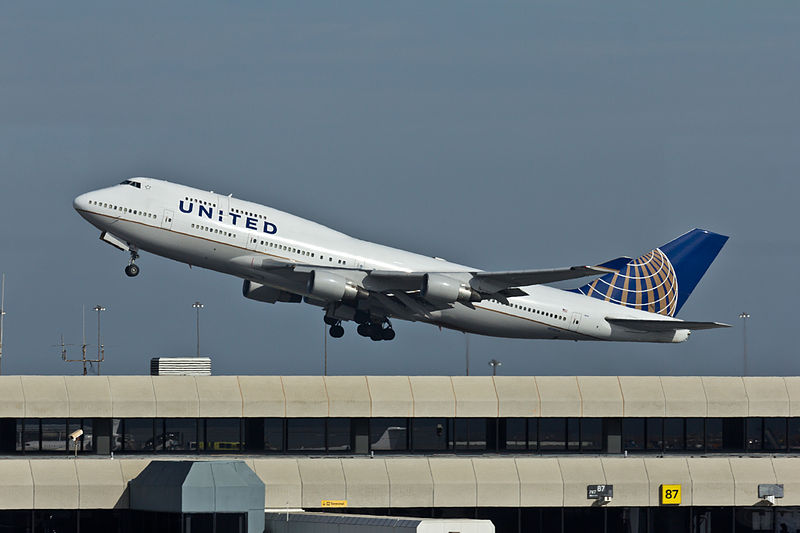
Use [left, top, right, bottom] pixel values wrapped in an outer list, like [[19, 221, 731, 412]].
[[124, 264, 140, 277], [329, 324, 345, 338], [358, 319, 397, 341], [324, 316, 339, 326]]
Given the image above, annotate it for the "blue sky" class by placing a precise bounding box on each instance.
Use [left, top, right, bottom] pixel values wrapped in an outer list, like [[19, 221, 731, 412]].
[[0, 3, 798, 376]]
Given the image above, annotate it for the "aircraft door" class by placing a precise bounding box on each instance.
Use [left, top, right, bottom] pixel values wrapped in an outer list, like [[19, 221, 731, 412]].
[[161, 209, 174, 230], [217, 194, 230, 218], [568, 312, 582, 332], [245, 232, 259, 251]]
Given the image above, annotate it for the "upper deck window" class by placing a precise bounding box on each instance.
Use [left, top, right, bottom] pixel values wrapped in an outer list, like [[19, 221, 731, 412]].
[[120, 180, 141, 189]]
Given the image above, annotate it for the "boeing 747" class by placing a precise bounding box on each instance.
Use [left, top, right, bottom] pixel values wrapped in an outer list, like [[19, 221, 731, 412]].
[[74, 178, 730, 342]]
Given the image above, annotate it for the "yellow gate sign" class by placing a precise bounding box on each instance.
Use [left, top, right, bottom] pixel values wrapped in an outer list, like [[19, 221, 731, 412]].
[[321, 500, 348, 508], [660, 484, 681, 505]]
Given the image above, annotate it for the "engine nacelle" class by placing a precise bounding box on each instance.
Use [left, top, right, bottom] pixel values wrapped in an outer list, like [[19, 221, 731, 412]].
[[307, 270, 367, 302], [242, 280, 302, 303], [421, 273, 481, 303]]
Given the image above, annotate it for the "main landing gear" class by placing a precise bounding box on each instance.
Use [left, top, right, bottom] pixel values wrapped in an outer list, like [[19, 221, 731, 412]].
[[357, 320, 395, 342], [324, 316, 345, 338], [324, 315, 396, 341], [124, 250, 140, 277]]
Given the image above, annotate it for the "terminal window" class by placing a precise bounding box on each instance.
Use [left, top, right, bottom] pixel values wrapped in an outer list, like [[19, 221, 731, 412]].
[[205, 418, 243, 452], [163, 418, 198, 451], [6, 416, 800, 457], [411, 418, 448, 450], [287, 418, 326, 452], [370, 418, 408, 451], [264, 418, 284, 451]]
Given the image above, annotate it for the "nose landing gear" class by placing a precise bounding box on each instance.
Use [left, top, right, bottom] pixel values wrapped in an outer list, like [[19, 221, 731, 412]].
[[125, 250, 140, 277]]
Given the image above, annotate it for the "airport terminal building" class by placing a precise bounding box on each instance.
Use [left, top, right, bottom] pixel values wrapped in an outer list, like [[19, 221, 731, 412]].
[[1, 374, 799, 532]]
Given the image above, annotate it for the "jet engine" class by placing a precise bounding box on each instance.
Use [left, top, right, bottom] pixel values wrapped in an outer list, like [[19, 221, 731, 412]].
[[421, 273, 481, 303], [242, 280, 302, 303], [307, 270, 367, 302]]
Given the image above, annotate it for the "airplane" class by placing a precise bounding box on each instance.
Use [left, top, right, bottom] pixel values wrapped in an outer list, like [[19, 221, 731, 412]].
[[73, 178, 730, 343]]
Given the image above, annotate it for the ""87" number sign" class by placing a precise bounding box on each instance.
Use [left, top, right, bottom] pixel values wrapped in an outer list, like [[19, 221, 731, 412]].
[[661, 485, 681, 505]]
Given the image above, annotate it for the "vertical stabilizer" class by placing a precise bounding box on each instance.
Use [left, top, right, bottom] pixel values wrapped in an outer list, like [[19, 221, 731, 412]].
[[573, 229, 728, 316]]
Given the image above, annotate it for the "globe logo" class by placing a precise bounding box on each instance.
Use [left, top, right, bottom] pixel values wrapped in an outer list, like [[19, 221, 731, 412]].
[[584, 248, 678, 316]]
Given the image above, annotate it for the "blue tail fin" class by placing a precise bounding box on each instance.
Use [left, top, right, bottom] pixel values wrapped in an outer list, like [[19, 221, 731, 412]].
[[573, 229, 728, 316]]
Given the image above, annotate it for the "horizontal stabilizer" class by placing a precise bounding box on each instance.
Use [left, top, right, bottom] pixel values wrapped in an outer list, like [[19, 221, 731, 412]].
[[596, 256, 632, 271], [606, 317, 731, 332]]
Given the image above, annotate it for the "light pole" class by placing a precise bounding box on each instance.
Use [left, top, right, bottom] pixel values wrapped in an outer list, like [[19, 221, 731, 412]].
[[0, 274, 5, 375], [93, 305, 106, 376], [488, 359, 502, 376], [192, 302, 204, 357], [739, 312, 750, 376], [465, 334, 470, 376]]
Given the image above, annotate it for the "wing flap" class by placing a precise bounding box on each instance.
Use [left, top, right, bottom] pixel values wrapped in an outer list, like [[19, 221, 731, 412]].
[[362, 271, 424, 292], [606, 318, 731, 332]]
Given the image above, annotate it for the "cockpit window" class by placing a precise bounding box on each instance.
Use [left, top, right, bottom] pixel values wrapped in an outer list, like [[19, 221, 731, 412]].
[[120, 180, 142, 189]]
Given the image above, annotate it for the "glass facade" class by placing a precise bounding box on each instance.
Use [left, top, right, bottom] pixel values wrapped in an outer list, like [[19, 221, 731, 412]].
[[686, 418, 705, 451], [1, 507, 799, 533], [287, 418, 325, 452], [539, 418, 566, 451], [503, 418, 527, 450], [764, 418, 787, 451], [370, 418, 408, 451], [163, 419, 198, 451], [205, 418, 243, 452], [664, 418, 684, 450], [581, 418, 603, 451], [4, 416, 800, 456], [264, 418, 284, 451], [451, 418, 486, 450], [411, 418, 448, 450], [326, 419, 351, 452], [341, 506, 800, 533], [623, 418, 645, 451]]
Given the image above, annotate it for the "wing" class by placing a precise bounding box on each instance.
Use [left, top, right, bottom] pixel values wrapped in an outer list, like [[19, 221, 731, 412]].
[[232, 253, 631, 322], [364, 256, 631, 297], [606, 318, 731, 332], [469, 256, 631, 295]]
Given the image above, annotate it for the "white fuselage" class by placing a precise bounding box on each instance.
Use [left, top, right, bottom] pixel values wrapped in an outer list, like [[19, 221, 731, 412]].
[[73, 178, 689, 342]]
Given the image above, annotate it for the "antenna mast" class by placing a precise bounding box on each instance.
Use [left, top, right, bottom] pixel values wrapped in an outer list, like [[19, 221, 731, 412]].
[[61, 304, 106, 375]]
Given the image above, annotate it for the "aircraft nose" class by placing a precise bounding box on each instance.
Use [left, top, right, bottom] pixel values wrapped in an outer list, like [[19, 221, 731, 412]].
[[73, 193, 90, 212]]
